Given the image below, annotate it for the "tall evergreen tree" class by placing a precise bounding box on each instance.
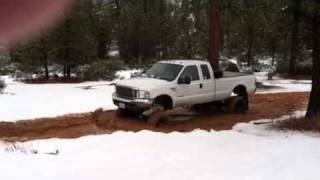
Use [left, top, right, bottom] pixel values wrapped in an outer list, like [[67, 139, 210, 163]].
[[289, 0, 302, 76], [208, 0, 223, 71], [54, 0, 97, 79]]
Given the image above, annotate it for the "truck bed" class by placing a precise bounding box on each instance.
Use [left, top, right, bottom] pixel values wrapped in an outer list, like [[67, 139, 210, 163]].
[[222, 71, 252, 78]]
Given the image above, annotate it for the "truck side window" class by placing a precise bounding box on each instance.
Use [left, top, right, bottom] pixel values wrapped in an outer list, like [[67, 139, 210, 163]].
[[180, 65, 200, 81], [201, 64, 211, 80]]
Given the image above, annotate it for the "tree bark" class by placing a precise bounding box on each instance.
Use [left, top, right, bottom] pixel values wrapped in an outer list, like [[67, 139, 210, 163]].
[[246, 24, 254, 67], [115, 0, 124, 60], [63, 12, 71, 80], [187, 32, 192, 59], [289, 0, 301, 76], [115, 0, 120, 18], [39, 35, 49, 80], [223, 0, 232, 58], [271, 39, 276, 66], [66, 64, 71, 80], [208, 0, 223, 72], [97, 38, 107, 59], [63, 64, 67, 79], [64, 46, 70, 80], [192, 0, 201, 30], [306, 14, 320, 119], [43, 56, 49, 80], [143, 0, 148, 14]]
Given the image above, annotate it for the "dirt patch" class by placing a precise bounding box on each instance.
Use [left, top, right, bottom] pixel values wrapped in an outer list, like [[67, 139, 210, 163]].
[[0, 92, 309, 142], [256, 82, 284, 91]]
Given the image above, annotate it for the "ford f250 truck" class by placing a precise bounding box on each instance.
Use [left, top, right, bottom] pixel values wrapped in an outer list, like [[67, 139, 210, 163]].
[[113, 60, 256, 114]]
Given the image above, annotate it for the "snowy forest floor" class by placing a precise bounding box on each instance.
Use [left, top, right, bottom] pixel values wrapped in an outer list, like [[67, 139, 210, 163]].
[[0, 92, 308, 142], [0, 72, 318, 180]]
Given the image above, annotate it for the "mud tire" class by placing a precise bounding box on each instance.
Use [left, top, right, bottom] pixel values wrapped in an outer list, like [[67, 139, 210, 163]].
[[227, 96, 247, 114]]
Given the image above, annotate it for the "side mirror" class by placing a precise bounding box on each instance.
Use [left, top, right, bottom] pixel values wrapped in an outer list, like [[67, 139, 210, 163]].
[[178, 76, 191, 85]]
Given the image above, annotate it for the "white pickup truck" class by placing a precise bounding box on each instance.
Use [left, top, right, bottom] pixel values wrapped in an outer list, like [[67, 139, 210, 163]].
[[113, 60, 256, 114]]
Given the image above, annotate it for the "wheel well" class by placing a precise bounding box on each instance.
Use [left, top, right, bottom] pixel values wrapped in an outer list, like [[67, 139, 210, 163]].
[[233, 85, 248, 109], [154, 95, 173, 109], [233, 85, 247, 97]]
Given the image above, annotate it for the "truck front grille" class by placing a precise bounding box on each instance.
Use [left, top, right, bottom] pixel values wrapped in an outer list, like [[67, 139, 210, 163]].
[[116, 86, 137, 99]]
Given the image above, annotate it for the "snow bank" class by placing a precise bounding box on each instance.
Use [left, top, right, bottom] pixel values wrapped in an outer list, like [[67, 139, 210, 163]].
[[115, 69, 141, 80], [1, 75, 15, 84], [233, 111, 307, 137], [0, 81, 117, 122], [1, 123, 320, 180], [0, 70, 139, 122], [255, 72, 311, 94]]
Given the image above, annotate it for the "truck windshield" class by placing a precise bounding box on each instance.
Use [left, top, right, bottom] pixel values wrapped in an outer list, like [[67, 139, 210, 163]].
[[146, 63, 183, 81]]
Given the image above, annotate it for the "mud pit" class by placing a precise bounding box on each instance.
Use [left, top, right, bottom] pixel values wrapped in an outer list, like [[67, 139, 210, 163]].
[[0, 92, 309, 142]]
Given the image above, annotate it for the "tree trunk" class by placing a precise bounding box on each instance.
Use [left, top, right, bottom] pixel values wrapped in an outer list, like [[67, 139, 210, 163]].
[[115, 0, 120, 18], [63, 64, 67, 79], [289, 0, 301, 76], [208, 0, 223, 72], [44, 60, 49, 80], [246, 24, 254, 67], [64, 47, 70, 79], [271, 39, 276, 66], [97, 39, 107, 59], [42, 45, 49, 80], [143, 0, 148, 14], [223, 0, 232, 58], [192, 0, 201, 30], [306, 14, 320, 119], [67, 64, 71, 80], [115, 0, 124, 60], [187, 31, 192, 59], [63, 13, 71, 80]]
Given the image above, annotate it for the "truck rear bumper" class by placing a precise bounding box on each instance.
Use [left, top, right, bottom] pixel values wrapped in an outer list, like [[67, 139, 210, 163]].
[[112, 93, 153, 111]]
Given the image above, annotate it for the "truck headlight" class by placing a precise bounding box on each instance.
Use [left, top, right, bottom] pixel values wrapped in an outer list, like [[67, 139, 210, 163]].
[[137, 90, 150, 99]]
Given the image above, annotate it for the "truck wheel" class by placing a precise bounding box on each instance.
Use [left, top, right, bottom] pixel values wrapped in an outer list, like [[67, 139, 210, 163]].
[[117, 108, 129, 116], [147, 104, 166, 127], [227, 96, 247, 114], [145, 96, 172, 126], [154, 96, 172, 110], [212, 101, 224, 111]]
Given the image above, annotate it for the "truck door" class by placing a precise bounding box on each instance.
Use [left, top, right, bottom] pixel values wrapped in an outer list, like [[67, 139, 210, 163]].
[[198, 64, 215, 103], [175, 65, 203, 106]]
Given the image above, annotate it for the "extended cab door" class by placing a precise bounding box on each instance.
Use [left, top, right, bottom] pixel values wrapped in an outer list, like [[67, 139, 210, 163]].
[[198, 64, 215, 103], [174, 65, 204, 106]]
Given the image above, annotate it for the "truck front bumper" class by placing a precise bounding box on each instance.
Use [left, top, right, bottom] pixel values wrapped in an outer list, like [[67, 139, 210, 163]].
[[112, 93, 153, 111]]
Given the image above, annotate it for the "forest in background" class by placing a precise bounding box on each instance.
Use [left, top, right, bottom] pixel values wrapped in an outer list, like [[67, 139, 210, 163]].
[[0, 0, 316, 80]]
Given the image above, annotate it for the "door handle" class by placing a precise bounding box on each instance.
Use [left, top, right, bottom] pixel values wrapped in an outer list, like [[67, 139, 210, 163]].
[[200, 84, 203, 89]]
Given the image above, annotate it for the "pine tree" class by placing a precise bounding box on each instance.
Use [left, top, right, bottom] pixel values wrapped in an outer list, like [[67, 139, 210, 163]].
[[288, 0, 302, 76], [54, 0, 97, 79], [208, 0, 223, 72]]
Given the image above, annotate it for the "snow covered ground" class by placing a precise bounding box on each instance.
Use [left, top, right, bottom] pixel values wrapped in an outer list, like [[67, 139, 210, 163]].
[[0, 80, 116, 121], [0, 72, 317, 180], [255, 72, 311, 94], [0, 71, 311, 122], [0, 70, 138, 122], [1, 112, 320, 180]]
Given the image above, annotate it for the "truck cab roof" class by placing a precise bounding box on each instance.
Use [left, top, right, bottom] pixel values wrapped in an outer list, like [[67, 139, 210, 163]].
[[159, 60, 210, 66]]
